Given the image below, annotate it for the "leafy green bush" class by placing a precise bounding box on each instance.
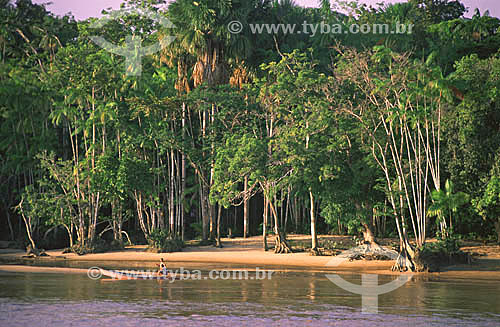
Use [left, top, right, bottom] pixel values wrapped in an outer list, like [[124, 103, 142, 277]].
[[67, 237, 123, 255], [147, 229, 184, 253], [189, 222, 203, 239], [321, 239, 348, 251], [415, 235, 470, 272], [197, 239, 216, 246]]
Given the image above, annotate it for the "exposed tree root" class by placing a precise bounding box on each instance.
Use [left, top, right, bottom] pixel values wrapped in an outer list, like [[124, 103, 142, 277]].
[[215, 238, 223, 248], [392, 251, 416, 272], [362, 223, 377, 245], [362, 241, 385, 253], [326, 243, 395, 261], [391, 241, 418, 272], [348, 242, 394, 261], [23, 244, 48, 258], [274, 233, 293, 254], [310, 247, 321, 256]]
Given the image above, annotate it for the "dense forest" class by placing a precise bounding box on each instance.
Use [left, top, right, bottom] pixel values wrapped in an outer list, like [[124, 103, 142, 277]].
[[1, 0, 499, 271]]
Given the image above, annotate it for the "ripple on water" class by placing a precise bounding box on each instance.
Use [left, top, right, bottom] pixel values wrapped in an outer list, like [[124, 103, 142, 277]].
[[0, 298, 499, 327], [0, 269, 498, 326]]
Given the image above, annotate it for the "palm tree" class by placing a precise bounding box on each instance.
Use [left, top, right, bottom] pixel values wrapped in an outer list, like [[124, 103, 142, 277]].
[[163, 0, 257, 240], [167, 0, 253, 87], [427, 179, 468, 237], [381, 2, 415, 24], [409, 0, 465, 25]]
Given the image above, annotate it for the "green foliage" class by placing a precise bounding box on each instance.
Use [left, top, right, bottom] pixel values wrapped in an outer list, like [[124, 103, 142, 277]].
[[474, 159, 500, 242], [321, 202, 358, 235], [427, 179, 469, 232], [442, 54, 500, 237], [415, 234, 468, 271], [3, 0, 500, 253], [475, 168, 500, 220], [426, 11, 500, 73], [67, 237, 124, 255], [410, 0, 465, 25], [211, 131, 267, 208], [147, 229, 184, 253], [320, 239, 348, 251], [189, 222, 203, 240]]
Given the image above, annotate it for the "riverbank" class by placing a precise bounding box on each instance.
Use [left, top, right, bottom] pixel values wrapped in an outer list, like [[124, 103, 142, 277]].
[[0, 235, 499, 279]]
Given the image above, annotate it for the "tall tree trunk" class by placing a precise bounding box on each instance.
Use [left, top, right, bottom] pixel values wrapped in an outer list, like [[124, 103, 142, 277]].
[[87, 86, 98, 245], [17, 199, 36, 250], [392, 231, 416, 272], [284, 187, 290, 233], [209, 203, 215, 240], [200, 108, 209, 240], [280, 190, 284, 230], [5, 207, 15, 241], [263, 196, 268, 251], [209, 104, 216, 240], [134, 191, 149, 241], [181, 102, 187, 240], [243, 175, 249, 238], [111, 200, 123, 243], [268, 196, 292, 254], [74, 129, 85, 247], [170, 148, 175, 235], [200, 180, 209, 240], [294, 196, 299, 232], [63, 223, 73, 248], [494, 218, 500, 244], [216, 204, 222, 248], [310, 191, 319, 255]]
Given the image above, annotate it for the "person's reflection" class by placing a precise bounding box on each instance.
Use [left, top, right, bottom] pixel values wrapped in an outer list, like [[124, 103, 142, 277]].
[[309, 277, 316, 300]]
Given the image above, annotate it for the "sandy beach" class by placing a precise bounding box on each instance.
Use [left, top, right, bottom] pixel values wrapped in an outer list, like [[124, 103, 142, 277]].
[[1, 235, 499, 279]]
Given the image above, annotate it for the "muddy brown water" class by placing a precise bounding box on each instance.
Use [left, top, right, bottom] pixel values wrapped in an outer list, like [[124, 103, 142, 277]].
[[0, 261, 498, 326]]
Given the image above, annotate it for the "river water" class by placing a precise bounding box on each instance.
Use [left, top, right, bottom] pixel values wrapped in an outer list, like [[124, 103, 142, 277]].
[[0, 262, 498, 326]]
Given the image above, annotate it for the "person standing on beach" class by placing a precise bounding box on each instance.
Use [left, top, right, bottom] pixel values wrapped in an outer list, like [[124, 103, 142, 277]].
[[158, 258, 167, 275]]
